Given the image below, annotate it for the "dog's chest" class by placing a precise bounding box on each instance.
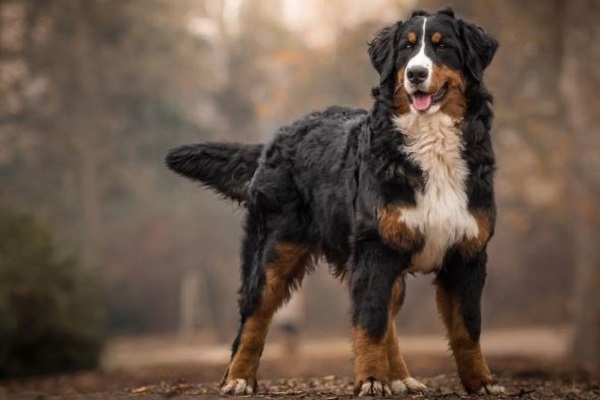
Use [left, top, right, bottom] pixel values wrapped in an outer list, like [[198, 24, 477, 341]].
[[393, 113, 478, 273]]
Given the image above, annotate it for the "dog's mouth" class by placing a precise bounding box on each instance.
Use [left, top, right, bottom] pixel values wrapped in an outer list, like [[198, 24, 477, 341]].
[[409, 83, 448, 112]]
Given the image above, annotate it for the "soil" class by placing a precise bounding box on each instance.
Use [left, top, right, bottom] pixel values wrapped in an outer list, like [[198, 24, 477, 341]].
[[1, 332, 597, 399]]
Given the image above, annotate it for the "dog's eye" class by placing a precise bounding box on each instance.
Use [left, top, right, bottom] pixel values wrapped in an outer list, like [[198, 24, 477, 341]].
[[437, 43, 447, 50], [403, 43, 413, 51]]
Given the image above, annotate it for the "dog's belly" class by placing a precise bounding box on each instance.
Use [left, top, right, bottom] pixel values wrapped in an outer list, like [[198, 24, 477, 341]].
[[394, 112, 478, 273]]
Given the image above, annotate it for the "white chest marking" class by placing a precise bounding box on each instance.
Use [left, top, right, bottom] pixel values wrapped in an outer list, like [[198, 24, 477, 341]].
[[393, 112, 478, 273]]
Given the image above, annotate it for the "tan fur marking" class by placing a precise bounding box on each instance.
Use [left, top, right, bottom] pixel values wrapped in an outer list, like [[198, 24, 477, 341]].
[[377, 205, 425, 251], [430, 66, 466, 120], [407, 32, 416, 43], [460, 211, 492, 258], [353, 328, 389, 393], [386, 280, 410, 381], [225, 243, 311, 385], [394, 68, 411, 115], [389, 279, 403, 316], [226, 315, 266, 382], [435, 281, 495, 393], [431, 32, 442, 44]]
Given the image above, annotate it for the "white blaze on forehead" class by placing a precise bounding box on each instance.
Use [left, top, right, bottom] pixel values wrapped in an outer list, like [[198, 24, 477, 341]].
[[405, 17, 433, 90]]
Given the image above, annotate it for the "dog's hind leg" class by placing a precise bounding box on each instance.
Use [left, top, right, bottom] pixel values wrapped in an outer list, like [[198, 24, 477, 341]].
[[434, 252, 505, 395], [221, 219, 312, 395], [385, 277, 428, 395]]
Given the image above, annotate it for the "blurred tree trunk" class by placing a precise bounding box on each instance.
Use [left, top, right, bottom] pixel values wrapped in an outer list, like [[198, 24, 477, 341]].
[[72, 9, 104, 264], [560, 0, 600, 366]]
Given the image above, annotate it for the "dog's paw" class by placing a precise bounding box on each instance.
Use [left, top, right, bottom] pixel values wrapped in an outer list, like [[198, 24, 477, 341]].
[[221, 378, 256, 395], [390, 379, 407, 395], [404, 377, 428, 394], [479, 383, 506, 396], [390, 377, 428, 395], [390, 378, 427, 395], [356, 378, 391, 397]]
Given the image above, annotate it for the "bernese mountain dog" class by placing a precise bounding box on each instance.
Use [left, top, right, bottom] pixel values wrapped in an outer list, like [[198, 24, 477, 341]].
[[166, 8, 503, 397]]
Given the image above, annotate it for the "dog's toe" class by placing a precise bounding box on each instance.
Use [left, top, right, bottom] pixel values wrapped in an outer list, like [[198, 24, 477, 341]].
[[221, 378, 255, 395], [403, 377, 428, 394], [390, 379, 407, 395], [357, 378, 391, 397], [479, 383, 506, 396]]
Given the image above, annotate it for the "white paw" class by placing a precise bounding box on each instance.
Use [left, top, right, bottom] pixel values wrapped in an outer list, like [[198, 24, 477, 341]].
[[358, 379, 392, 397], [479, 383, 506, 396], [390, 379, 407, 395], [221, 378, 255, 395], [403, 377, 428, 394]]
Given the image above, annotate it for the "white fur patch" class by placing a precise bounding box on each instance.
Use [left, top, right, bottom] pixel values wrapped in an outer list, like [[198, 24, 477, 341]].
[[403, 377, 428, 393], [393, 112, 478, 273], [480, 383, 506, 395], [358, 379, 391, 397], [390, 379, 407, 395], [405, 17, 433, 93], [389, 377, 428, 395], [221, 378, 254, 395]]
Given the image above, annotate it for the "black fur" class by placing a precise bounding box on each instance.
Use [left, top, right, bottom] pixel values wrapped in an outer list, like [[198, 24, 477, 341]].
[[166, 142, 263, 203], [436, 250, 488, 342], [368, 22, 402, 77], [350, 239, 409, 338], [167, 8, 499, 390], [460, 20, 499, 83]]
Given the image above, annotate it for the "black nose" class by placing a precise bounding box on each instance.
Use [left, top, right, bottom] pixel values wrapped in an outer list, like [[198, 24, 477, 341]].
[[407, 66, 428, 85]]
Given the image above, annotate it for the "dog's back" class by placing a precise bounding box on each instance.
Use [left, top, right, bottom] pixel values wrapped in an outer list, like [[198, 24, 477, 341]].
[[167, 105, 367, 268]]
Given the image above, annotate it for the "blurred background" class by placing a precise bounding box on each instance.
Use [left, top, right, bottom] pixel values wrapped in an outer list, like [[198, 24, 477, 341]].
[[0, 0, 598, 391]]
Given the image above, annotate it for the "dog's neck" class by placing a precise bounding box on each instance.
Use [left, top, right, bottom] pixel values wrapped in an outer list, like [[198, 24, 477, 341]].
[[392, 111, 465, 167], [393, 111, 463, 135]]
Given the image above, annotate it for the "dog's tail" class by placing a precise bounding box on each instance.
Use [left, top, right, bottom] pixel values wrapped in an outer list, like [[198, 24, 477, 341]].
[[165, 142, 263, 203]]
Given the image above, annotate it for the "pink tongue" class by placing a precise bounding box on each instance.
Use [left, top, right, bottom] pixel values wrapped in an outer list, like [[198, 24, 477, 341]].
[[413, 92, 432, 111]]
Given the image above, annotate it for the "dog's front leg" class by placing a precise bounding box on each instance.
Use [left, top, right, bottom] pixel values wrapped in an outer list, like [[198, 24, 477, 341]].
[[350, 238, 404, 397], [385, 277, 428, 395], [435, 251, 505, 395]]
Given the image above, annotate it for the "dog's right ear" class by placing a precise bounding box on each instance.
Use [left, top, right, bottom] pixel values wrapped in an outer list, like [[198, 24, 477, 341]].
[[459, 20, 499, 83], [368, 22, 402, 77]]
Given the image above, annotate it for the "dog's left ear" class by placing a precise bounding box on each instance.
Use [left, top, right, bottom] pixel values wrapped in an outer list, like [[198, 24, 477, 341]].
[[459, 20, 499, 82], [368, 22, 402, 78]]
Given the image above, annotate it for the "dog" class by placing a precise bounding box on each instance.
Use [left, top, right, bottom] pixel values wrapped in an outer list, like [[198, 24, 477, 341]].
[[166, 8, 503, 397]]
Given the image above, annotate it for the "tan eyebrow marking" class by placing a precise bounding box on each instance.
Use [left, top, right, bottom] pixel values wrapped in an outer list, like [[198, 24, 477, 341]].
[[408, 32, 417, 43], [432, 32, 443, 44]]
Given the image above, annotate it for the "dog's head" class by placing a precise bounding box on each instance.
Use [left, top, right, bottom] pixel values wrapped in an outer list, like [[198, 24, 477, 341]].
[[369, 8, 498, 119]]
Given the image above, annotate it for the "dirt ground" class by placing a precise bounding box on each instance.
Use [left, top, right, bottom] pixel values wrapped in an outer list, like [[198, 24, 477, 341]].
[[2, 331, 598, 400]]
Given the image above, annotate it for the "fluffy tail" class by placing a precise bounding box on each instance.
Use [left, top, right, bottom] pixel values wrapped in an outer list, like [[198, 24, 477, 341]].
[[165, 142, 263, 203]]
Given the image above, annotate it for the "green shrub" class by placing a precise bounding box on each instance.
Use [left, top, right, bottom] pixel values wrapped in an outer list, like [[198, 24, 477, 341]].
[[0, 209, 105, 377]]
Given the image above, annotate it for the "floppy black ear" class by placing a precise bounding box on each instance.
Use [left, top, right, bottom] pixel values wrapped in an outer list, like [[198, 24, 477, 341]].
[[368, 22, 401, 77], [460, 21, 499, 82], [436, 7, 455, 18]]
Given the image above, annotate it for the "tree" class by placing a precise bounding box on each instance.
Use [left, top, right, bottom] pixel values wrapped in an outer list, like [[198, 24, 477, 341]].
[[0, 0, 227, 333], [0, 208, 105, 377], [560, 0, 600, 366]]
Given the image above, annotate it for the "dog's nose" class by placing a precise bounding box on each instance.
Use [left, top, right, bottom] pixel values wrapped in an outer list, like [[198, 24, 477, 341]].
[[407, 66, 428, 85]]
